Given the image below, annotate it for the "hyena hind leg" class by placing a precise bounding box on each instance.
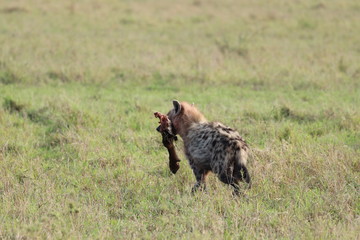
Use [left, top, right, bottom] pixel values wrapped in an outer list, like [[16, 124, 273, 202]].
[[242, 166, 251, 189], [191, 168, 210, 194], [234, 162, 252, 189], [218, 173, 241, 196]]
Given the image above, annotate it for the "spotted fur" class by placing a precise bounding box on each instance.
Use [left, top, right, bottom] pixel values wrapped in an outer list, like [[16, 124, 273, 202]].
[[167, 100, 251, 194]]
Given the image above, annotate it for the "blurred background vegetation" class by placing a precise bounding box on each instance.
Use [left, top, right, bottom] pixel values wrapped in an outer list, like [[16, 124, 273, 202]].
[[0, 0, 359, 239]]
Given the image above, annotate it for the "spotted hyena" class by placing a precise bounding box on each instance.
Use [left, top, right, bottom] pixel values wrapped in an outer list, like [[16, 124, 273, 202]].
[[166, 100, 251, 195]]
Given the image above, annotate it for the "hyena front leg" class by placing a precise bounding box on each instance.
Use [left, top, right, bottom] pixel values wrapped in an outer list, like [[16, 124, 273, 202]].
[[191, 167, 210, 193]]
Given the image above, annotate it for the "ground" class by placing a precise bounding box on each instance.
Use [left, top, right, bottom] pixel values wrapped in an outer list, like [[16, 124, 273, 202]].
[[0, 0, 359, 239]]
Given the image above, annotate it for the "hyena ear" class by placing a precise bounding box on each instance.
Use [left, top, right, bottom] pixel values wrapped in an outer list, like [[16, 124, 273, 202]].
[[173, 100, 181, 115]]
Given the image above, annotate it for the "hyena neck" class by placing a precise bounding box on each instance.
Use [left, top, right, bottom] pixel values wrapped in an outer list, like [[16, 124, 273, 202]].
[[178, 119, 207, 141], [173, 101, 207, 140]]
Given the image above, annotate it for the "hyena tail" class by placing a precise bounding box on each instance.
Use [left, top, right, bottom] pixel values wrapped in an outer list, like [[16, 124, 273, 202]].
[[234, 150, 252, 189]]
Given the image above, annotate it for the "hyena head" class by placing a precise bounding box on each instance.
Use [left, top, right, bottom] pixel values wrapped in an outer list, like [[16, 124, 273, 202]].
[[167, 100, 207, 139]]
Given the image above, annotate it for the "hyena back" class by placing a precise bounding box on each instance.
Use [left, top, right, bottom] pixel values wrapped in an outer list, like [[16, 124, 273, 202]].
[[167, 100, 251, 194]]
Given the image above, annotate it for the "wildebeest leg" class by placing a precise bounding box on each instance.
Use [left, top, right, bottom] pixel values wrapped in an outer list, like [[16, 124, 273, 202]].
[[166, 146, 180, 174], [160, 131, 180, 174], [191, 167, 210, 193]]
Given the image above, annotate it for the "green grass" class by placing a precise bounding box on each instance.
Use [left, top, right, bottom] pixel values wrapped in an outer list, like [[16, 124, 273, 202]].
[[0, 0, 359, 239]]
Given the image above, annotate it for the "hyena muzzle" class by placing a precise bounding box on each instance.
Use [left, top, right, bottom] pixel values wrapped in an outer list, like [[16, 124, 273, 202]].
[[165, 100, 251, 195]]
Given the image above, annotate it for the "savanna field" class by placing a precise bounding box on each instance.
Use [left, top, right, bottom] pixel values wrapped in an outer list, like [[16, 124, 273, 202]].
[[0, 0, 359, 239]]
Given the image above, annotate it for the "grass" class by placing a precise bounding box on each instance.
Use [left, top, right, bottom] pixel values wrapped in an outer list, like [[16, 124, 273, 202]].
[[0, 0, 359, 239]]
